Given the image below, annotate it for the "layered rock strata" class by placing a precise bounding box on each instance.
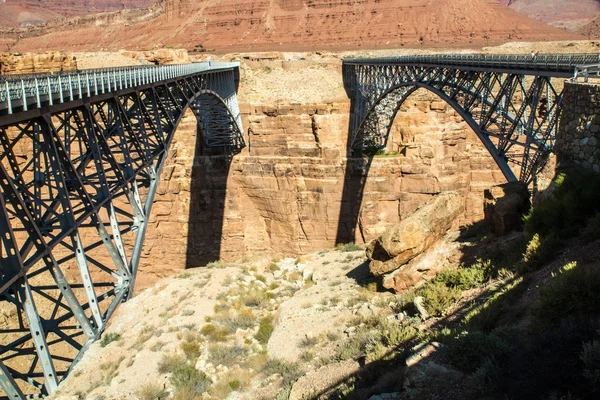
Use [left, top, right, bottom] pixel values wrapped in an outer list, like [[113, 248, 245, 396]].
[[0, 51, 76, 74], [137, 89, 506, 290]]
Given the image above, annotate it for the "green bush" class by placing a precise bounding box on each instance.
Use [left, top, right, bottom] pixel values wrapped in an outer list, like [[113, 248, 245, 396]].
[[434, 259, 492, 290], [417, 282, 461, 317], [158, 353, 187, 374], [208, 344, 247, 367], [254, 318, 275, 344], [520, 233, 560, 273], [170, 363, 211, 394], [463, 277, 526, 332], [445, 330, 511, 373], [200, 324, 229, 342], [263, 359, 304, 385], [531, 262, 600, 328], [100, 332, 121, 347], [180, 341, 201, 361], [524, 172, 600, 238]]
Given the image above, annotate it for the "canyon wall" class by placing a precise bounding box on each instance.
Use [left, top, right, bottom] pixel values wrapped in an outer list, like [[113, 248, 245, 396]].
[[135, 59, 505, 288]]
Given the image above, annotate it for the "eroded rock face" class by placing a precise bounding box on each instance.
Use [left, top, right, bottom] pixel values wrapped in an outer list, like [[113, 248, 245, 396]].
[[366, 192, 464, 277], [483, 181, 531, 236], [0, 51, 76, 74], [121, 48, 190, 64]]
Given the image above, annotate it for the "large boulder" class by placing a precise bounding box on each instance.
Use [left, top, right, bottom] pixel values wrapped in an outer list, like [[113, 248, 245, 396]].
[[483, 182, 530, 236], [366, 192, 464, 277]]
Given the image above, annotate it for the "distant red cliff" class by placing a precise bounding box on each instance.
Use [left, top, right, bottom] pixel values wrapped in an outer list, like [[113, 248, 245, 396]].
[[0, 0, 578, 53]]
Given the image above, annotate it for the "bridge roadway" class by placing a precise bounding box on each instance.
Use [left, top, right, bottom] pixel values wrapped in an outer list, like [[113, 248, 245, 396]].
[[1, 53, 598, 399], [343, 53, 600, 184], [0, 61, 244, 399]]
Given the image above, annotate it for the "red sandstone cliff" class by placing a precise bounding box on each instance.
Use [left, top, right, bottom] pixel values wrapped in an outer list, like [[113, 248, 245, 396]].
[[0, 0, 156, 27], [499, 0, 600, 32], [0, 0, 576, 53]]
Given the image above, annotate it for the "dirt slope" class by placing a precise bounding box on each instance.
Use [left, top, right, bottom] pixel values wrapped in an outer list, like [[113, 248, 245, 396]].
[[2, 0, 576, 53]]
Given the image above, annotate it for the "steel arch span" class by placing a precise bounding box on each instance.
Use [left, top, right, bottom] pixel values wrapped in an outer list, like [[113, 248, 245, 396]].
[[0, 63, 244, 398], [343, 54, 600, 185]]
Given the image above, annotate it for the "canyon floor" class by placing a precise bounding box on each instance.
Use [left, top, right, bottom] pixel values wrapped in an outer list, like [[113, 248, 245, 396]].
[[48, 245, 398, 400]]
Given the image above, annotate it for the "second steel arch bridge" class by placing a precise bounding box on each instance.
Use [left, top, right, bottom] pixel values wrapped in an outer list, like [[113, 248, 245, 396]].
[[343, 53, 600, 185]]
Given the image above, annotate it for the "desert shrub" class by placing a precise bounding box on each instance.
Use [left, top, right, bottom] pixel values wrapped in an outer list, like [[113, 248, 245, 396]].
[[531, 262, 600, 328], [137, 383, 165, 400], [463, 277, 526, 332], [180, 341, 202, 361], [381, 321, 418, 347], [254, 317, 275, 344], [445, 330, 511, 373], [299, 336, 319, 348], [335, 328, 378, 361], [208, 344, 247, 367], [228, 379, 241, 391], [100, 332, 121, 347], [492, 319, 598, 399], [206, 260, 224, 268], [212, 308, 257, 332], [200, 324, 229, 342], [520, 233, 560, 273], [581, 339, 600, 392], [434, 259, 492, 290], [583, 213, 600, 243], [263, 359, 304, 385], [524, 172, 600, 238], [335, 242, 362, 252], [417, 282, 461, 317], [170, 364, 211, 395], [158, 353, 187, 374]]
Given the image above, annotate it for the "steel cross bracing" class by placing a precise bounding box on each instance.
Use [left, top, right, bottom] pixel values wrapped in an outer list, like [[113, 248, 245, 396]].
[[343, 53, 600, 185], [0, 62, 244, 399]]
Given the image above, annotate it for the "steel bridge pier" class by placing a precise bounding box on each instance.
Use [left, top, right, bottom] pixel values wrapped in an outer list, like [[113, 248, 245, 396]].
[[343, 53, 600, 185], [0, 62, 244, 398]]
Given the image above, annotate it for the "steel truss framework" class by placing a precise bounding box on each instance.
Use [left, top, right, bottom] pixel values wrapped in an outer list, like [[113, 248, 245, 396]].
[[343, 55, 593, 185], [0, 66, 244, 399]]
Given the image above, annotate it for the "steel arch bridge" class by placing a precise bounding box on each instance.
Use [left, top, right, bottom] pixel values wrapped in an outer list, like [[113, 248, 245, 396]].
[[343, 53, 600, 185], [0, 62, 244, 398]]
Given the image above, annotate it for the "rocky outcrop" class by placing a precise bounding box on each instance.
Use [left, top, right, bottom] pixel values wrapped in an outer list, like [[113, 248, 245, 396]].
[[121, 48, 190, 64], [0, 51, 77, 74], [484, 181, 531, 236], [366, 192, 464, 277]]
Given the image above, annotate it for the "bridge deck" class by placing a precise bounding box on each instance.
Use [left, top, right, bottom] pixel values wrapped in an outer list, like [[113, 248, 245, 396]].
[[343, 53, 600, 78], [0, 61, 240, 124]]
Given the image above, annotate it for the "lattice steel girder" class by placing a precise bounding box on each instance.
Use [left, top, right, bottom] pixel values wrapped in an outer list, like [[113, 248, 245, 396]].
[[343, 58, 573, 185], [0, 66, 245, 399]]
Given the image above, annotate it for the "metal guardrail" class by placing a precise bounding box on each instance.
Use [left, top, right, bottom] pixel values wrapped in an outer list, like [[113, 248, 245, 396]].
[[0, 61, 239, 115], [344, 53, 600, 75], [573, 64, 600, 82]]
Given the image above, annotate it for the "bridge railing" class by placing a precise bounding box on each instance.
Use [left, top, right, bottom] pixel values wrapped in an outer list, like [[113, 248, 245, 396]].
[[0, 61, 239, 114], [344, 53, 600, 74]]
